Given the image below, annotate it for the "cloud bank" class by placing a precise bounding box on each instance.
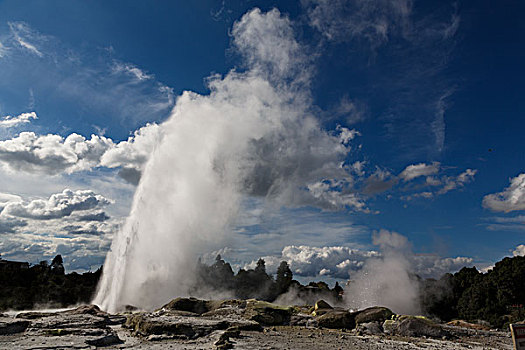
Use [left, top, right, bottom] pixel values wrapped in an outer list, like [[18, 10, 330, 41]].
[[483, 173, 525, 212]]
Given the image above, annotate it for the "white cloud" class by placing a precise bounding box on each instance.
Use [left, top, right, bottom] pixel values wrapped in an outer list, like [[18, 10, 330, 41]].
[[0, 123, 160, 181], [0, 41, 7, 58], [0, 112, 38, 128], [8, 22, 44, 57], [307, 180, 368, 212], [0, 215, 27, 234], [513, 244, 525, 257], [0, 132, 114, 175], [399, 162, 440, 181], [438, 168, 477, 194], [2, 189, 112, 220], [100, 123, 161, 171], [336, 125, 360, 145], [1, 22, 174, 129], [0, 192, 22, 212], [0, 232, 112, 272], [483, 173, 525, 212], [111, 61, 154, 81], [248, 241, 472, 281], [304, 0, 412, 46], [399, 166, 477, 200]]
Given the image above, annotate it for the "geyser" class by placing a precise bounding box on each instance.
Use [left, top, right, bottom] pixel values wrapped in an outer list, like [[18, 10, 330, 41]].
[[94, 8, 353, 312]]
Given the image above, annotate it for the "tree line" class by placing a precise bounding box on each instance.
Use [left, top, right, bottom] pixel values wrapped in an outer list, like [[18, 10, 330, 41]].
[[1, 253, 524, 329]]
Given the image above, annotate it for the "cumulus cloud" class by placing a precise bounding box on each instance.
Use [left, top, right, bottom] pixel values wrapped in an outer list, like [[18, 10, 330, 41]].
[[249, 238, 472, 282], [307, 180, 368, 212], [336, 125, 360, 145], [0, 216, 27, 234], [513, 244, 525, 257], [2, 189, 112, 220], [483, 173, 525, 212], [100, 123, 161, 172], [62, 222, 109, 236], [399, 162, 440, 181], [0, 132, 113, 175], [0, 232, 112, 272], [0, 122, 160, 182], [0, 112, 38, 128], [0, 192, 22, 212]]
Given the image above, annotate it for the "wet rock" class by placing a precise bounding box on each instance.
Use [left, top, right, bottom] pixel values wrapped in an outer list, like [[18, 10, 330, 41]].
[[244, 300, 293, 326], [393, 316, 450, 338], [0, 320, 30, 335], [316, 310, 355, 329], [354, 306, 393, 325], [85, 334, 123, 347]]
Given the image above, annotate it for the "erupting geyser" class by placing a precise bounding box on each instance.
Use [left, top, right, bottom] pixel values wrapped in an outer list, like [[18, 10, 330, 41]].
[[94, 8, 353, 312]]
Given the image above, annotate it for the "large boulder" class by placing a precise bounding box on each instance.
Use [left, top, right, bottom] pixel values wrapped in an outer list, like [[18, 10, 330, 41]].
[[312, 299, 333, 316], [243, 300, 293, 326], [125, 312, 259, 338], [393, 316, 449, 338], [161, 297, 210, 315], [125, 313, 206, 338], [354, 306, 393, 325], [316, 310, 355, 329]]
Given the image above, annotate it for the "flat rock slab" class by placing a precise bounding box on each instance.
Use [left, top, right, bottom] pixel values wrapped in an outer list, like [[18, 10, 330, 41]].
[[125, 312, 261, 338]]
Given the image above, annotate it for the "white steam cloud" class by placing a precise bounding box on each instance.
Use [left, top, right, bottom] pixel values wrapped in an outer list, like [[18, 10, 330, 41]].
[[94, 8, 358, 312], [345, 229, 421, 314]]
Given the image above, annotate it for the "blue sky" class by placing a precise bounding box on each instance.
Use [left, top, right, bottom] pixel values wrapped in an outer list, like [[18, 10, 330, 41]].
[[0, 0, 524, 281]]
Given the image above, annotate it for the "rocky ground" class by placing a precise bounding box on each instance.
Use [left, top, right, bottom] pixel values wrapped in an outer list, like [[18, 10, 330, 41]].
[[0, 298, 513, 349]]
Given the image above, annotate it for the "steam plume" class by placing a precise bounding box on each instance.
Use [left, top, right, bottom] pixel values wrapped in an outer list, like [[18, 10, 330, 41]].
[[94, 8, 354, 312], [345, 230, 421, 314]]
